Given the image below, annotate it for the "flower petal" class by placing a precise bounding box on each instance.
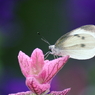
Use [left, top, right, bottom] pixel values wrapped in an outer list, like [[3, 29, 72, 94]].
[[50, 88, 71, 95], [26, 77, 50, 95], [30, 48, 45, 74], [39, 56, 69, 83], [18, 51, 31, 77], [8, 91, 32, 95], [18, 48, 45, 77]]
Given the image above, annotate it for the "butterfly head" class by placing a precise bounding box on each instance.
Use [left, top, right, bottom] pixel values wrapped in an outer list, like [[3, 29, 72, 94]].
[[48, 45, 55, 54], [49, 45, 60, 56], [49, 44, 54, 50]]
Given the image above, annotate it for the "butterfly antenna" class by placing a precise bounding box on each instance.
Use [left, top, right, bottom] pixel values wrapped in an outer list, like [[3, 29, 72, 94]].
[[37, 32, 50, 45]]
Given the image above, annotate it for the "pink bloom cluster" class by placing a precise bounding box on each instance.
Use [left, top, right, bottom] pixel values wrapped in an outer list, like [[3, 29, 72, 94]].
[[9, 48, 71, 95]]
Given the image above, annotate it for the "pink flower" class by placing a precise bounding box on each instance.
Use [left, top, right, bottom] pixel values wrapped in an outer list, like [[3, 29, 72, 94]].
[[8, 91, 32, 95], [50, 88, 71, 95], [17, 48, 70, 95], [9, 88, 71, 95]]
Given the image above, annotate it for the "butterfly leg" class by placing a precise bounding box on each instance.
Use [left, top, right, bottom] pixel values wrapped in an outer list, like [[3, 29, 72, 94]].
[[44, 51, 50, 59], [53, 55, 59, 59]]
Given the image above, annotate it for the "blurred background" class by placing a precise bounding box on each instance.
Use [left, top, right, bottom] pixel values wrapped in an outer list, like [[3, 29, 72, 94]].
[[0, 0, 95, 95]]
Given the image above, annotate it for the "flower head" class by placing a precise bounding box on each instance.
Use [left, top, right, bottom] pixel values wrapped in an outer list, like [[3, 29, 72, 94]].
[[17, 48, 70, 95]]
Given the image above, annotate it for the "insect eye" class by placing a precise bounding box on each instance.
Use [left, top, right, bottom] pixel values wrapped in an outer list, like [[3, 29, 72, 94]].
[[48, 46, 52, 51]]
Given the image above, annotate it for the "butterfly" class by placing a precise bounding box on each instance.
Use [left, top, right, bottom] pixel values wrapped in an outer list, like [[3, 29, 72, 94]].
[[49, 25, 95, 60]]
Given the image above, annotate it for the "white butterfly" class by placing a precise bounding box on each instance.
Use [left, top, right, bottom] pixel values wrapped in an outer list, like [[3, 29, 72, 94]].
[[49, 25, 95, 60]]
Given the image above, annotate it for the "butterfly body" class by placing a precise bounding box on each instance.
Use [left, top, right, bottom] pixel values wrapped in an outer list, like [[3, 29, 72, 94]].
[[49, 25, 95, 60]]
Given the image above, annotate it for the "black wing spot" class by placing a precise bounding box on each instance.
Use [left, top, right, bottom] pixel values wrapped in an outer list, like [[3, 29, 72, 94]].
[[81, 36, 85, 39], [74, 34, 80, 37], [81, 44, 85, 47]]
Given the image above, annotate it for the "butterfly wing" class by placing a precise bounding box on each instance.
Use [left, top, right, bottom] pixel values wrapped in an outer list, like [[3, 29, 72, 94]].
[[54, 25, 95, 60]]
